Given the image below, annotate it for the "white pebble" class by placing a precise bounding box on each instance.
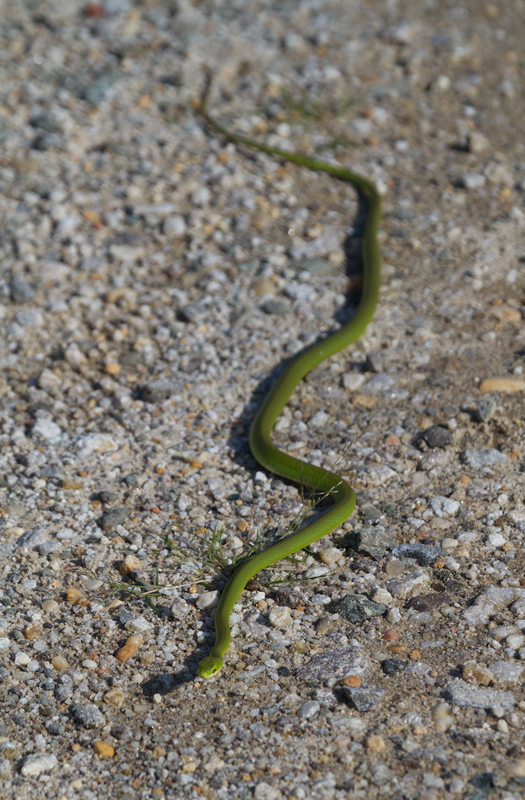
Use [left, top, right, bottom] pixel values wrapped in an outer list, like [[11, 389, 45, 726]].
[[196, 591, 220, 611], [269, 606, 292, 629], [342, 372, 365, 391], [487, 532, 506, 548], [21, 754, 58, 776], [163, 214, 187, 238]]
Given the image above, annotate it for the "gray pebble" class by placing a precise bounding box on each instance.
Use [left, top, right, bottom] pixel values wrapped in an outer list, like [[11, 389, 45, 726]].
[[163, 214, 187, 238], [15, 308, 44, 328], [329, 593, 388, 623], [343, 684, 384, 712], [300, 258, 336, 276], [488, 661, 524, 685], [100, 507, 130, 531], [297, 700, 320, 719], [178, 303, 208, 323], [473, 397, 496, 422], [442, 680, 515, 711], [464, 448, 508, 469], [345, 526, 396, 560], [140, 378, 177, 402], [296, 646, 371, 681], [10, 274, 36, 303], [392, 543, 445, 566], [98, 490, 119, 504], [260, 298, 293, 316], [70, 702, 106, 728], [459, 173, 486, 189]]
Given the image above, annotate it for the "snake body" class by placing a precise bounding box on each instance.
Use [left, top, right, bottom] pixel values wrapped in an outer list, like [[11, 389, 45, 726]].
[[197, 90, 381, 678]]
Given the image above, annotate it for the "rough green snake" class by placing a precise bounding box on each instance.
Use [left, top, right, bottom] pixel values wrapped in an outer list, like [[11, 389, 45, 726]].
[[197, 82, 381, 678]]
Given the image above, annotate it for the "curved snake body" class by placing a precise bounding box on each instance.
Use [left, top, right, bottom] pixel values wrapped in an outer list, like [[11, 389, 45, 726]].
[[197, 92, 381, 678]]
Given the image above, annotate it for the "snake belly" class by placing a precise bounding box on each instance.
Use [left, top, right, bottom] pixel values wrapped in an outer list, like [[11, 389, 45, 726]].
[[197, 95, 381, 678]]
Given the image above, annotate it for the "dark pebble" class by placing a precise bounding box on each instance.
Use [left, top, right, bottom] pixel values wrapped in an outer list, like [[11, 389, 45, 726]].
[[343, 684, 384, 712], [100, 507, 130, 531], [260, 298, 292, 316], [405, 593, 451, 612], [140, 378, 178, 402], [98, 490, 119, 504], [123, 473, 140, 487], [469, 773, 497, 790], [433, 569, 468, 595], [415, 425, 452, 448], [118, 609, 136, 626], [177, 303, 208, 323], [381, 658, 407, 676], [329, 593, 388, 623], [365, 351, 384, 373]]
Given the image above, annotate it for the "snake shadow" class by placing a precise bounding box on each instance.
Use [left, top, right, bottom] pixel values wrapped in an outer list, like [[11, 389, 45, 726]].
[[225, 189, 370, 481]]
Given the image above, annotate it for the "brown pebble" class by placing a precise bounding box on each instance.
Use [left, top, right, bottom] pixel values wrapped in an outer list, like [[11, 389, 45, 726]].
[[104, 362, 120, 375], [479, 378, 525, 393], [365, 735, 386, 752], [236, 520, 249, 533], [463, 660, 493, 686], [383, 434, 400, 446], [117, 634, 144, 662], [388, 644, 408, 653], [152, 745, 166, 759], [94, 741, 115, 758], [117, 644, 138, 662], [66, 587, 89, 606], [382, 628, 399, 641], [61, 479, 83, 490], [51, 655, 69, 670], [118, 554, 142, 575], [409, 650, 420, 660], [352, 394, 379, 408], [24, 624, 41, 641], [342, 675, 361, 687]]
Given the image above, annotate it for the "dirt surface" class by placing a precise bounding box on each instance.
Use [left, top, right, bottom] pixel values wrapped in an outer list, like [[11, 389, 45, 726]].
[[1, 1, 525, 799]]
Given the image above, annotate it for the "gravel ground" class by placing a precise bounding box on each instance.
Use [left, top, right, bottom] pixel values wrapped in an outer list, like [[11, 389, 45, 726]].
[[1, 1, 525, 798]]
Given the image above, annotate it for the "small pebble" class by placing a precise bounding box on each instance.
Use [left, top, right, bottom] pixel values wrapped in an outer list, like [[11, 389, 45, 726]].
[[365, 734, 386, 752], [269, 606, 292, 629], [94, 741, 115, 758], [431, 701, 455, 733]]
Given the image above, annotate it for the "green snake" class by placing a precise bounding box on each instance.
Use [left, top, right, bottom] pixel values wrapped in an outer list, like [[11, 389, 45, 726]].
[[197, 82, 381, 678]]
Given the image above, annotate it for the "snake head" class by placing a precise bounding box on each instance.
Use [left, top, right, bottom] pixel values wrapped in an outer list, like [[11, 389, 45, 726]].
[[198, 656, 223, 678]]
